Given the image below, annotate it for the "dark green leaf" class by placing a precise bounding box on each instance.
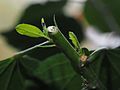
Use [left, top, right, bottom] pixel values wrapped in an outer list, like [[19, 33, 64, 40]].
[[34, 53, 83, 90], [0, 55, 48, 90], [85, 48, 120, 90], [0, 46, 120, 90]]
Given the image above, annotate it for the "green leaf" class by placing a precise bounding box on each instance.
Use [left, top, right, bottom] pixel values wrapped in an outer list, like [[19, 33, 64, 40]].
[[41, 48, 119, 90], [0, 55, 48, 90], [86, 48, 120, 90], [0, 43, 120, 90], [16, 24, 46, 38], [34, 53, 83, 90], [34, 48, 120, 90], [69, 31, 80, 50]]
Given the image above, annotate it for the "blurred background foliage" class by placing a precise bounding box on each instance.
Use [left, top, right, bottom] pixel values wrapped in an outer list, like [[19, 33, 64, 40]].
[[0, 0, 120, 90], [84, 0, 120, 32]]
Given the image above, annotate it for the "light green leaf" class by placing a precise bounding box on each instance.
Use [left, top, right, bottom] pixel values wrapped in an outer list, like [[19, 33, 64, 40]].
[[16, 24, 46, 38], [69, 31, 80, 50]]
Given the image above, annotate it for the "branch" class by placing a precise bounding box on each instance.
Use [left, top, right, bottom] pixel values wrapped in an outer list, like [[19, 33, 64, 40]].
[[48, 26, 81, 72], [15, 41, 50, 56]]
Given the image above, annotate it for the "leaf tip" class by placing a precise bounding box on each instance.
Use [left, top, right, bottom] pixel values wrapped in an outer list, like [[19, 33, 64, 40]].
[[15, 24, 22, 33]]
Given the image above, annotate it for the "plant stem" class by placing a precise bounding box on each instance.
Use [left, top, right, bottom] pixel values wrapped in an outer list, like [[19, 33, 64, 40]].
[[48, 26, 82, 73], [48, 26, 106, 90], [16, 41, 50, 56]]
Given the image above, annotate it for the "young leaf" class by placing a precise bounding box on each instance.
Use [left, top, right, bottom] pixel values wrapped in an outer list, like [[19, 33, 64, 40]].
[[69, 31, 80, 50], [16, 24, 46, 38], [41, 18, 48, 36], [81, 48, 90, 56], [41, 18, 46, 28]]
